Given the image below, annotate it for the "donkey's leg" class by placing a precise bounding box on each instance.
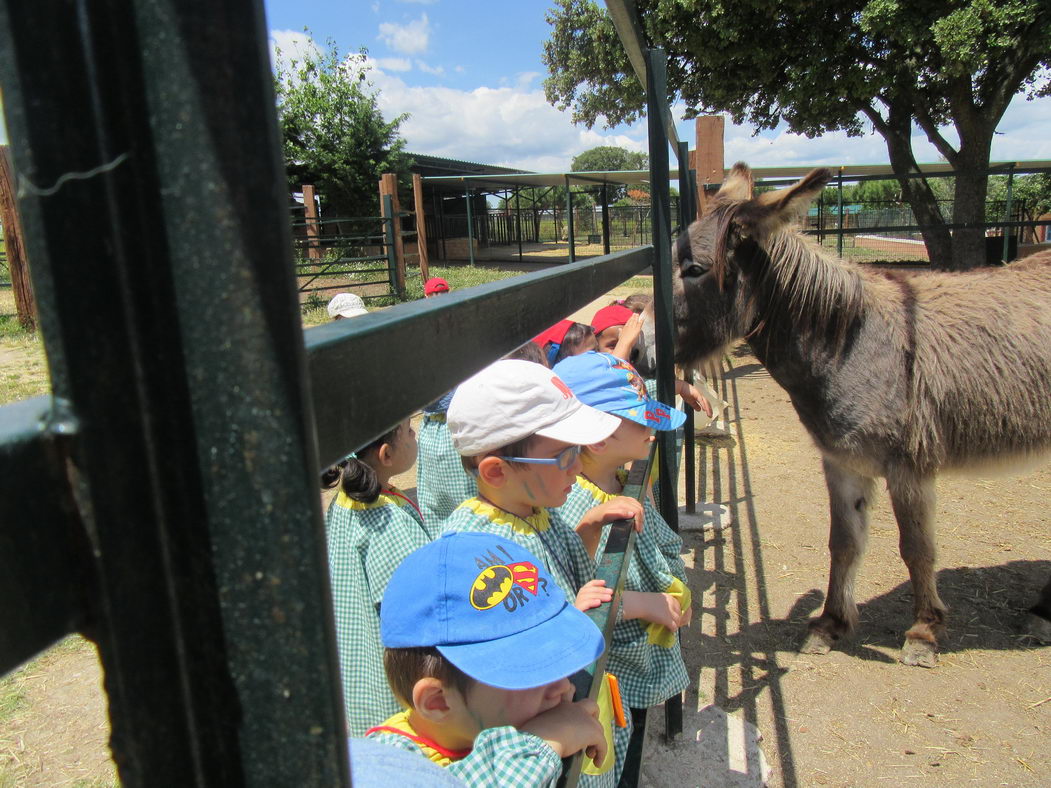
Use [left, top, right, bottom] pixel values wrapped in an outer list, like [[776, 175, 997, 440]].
[[801, 458, 876, 654], [887, 471, 945, 668], [1024, 575, 1051, 644]]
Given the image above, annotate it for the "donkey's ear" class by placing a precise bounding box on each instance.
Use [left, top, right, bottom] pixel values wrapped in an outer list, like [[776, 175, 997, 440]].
[[714, 162, 753, 203], [737, 167, 832, 237]]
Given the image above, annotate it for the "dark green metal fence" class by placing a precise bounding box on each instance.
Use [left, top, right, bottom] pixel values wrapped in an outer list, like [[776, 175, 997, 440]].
[[0, 0, 694, 785]]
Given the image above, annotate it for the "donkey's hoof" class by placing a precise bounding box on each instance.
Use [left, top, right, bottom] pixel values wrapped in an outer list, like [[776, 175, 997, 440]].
[[800, 630, 834, 655], [1023, 612, 1051, 644], [899, 638, 938, 668]]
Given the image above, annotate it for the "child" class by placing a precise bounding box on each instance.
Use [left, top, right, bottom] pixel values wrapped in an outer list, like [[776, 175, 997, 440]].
[[328, 291, 369, 319], [590, 303, 634, 354], [417, 388, 479, 524], [324, 419, 439, 736], [367, 531, 610, 786], [532, 319, 596, 366], [552, 352, 693, 777], [443, 359, 645, 786], [424, 276, 451, 297]]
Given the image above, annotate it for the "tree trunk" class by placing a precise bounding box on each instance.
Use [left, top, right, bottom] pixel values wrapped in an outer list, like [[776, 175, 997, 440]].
[[0, 146, 35, 330], [949, 119, 995, 270]]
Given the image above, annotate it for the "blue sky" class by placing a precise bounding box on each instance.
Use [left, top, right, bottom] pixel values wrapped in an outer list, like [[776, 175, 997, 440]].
[[263, 1, 1050, 174]]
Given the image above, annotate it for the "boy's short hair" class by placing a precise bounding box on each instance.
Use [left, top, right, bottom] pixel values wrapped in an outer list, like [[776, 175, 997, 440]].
[[447, 359, 618, 457], [380, 532, 605, 690], [383, 646, 473, 708]]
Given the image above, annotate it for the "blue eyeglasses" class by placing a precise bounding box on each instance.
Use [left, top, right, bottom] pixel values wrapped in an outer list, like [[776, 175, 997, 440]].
[[502, 444, 582, 471]]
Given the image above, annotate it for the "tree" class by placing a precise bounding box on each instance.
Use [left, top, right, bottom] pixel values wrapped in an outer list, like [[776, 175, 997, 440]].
[[274, 37, 411, 218], [542, 0, 1051, 270], [571, 145, 648, 203]]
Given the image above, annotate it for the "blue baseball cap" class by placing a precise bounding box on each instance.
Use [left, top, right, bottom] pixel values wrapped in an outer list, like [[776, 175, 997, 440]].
[[380, 532, 605, 690], [553, 351, 686, 432]]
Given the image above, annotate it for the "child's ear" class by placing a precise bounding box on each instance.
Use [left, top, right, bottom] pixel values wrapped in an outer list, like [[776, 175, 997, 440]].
[[587, 440, 607, 454], [476, 455, 508, 487], [376, 442, 395, 468], [412, 677, 455, 723]]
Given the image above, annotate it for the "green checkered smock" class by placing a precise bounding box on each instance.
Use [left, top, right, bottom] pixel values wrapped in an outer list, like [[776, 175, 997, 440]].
[[416, 413, 478, 525], [441, 498, 625, 788], [559, 475, 690, 710], [366, 711, 562, 787], [326, 487, 439, 736]]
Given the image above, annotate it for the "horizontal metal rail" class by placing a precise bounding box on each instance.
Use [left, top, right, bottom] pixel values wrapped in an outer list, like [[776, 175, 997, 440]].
[[305, 245, 654, 467]]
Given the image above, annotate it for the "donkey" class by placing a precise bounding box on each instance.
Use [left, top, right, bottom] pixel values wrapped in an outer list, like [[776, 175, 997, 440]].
[[636, 163, 1051, 667]]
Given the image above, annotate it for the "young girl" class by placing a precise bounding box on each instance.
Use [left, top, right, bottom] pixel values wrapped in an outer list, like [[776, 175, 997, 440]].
[[552, 352, 692, 775], [324, 419, 439, 736]]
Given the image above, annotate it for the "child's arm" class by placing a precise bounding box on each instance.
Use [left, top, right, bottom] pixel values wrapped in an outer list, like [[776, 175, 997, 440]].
[[520, 697, 608, 768], [675, 378, 714, 417], [573, 578, 613, 611], [610, 313, 645, 360], [620, 589, 688, 630], [573, 496, 644, 557]]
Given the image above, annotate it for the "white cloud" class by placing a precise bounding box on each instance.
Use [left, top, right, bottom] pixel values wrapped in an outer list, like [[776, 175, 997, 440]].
[[375, 57, 412, 72], [269, 29, 321, 72], [378, 14, 431, 55], [365, 63, 649, 172], [416, 60, 445, 76]]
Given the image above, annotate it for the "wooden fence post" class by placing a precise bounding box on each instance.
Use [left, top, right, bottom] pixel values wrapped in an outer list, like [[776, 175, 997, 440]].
[[412, 173, 430, 280], [301, 184, 321, 260], [0, 146, 35, 330], [378, 173, 406, 296]]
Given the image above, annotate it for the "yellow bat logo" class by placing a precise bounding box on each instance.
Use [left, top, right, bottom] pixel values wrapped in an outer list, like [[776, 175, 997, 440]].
[[470, 565, 514, 610]]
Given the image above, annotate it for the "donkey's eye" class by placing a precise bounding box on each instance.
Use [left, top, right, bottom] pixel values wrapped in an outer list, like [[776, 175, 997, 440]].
[[681, 259, 710, 279]]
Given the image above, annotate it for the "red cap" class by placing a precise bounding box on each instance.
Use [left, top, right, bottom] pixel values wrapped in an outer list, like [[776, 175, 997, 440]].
[[424, 277, 450, 295], [532, 319, 574, 347], [590, 304, 633, 336]]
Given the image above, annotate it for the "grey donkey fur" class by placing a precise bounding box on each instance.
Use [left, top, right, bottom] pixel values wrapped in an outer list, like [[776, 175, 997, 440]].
[[636, 162, 1051, 666]]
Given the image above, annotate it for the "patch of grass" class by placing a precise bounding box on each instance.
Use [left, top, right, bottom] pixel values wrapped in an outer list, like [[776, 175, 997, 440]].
[[0, 333, 50, 404], [0, 674, 27, 723]]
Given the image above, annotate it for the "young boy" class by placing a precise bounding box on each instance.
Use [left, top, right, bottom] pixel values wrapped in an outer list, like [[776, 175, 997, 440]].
[[442, 359, 645, 786], [552, 351, 693, 776], [367, 531, 610, 786]]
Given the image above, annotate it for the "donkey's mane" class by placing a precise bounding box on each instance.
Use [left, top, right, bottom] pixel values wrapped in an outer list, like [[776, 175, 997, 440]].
[[713, 202, 867, 340]]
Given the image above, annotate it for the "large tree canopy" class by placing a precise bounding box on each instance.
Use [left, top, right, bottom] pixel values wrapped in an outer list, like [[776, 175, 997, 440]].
[[275, 38, 411, 219], [543, 0, 1051, 269], [571, 145, 648, 203]]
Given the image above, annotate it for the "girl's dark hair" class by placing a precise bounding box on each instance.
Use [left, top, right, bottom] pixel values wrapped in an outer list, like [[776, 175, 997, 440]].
[[619, 293, 652, 313], [320, 423, 402, 503], [551, 322, 595, 364], [505, 340, 548, 367], [383, 646, 473, 708]]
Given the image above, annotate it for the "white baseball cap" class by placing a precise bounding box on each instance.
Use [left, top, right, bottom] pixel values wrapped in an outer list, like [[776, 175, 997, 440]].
[[448, 359, 620, 456], [327, 292, 368, 318]]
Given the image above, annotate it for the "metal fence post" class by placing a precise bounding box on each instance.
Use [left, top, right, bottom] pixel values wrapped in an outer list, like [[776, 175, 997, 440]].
[[0, 1, 350, 783], [384, 194, 399, 293]]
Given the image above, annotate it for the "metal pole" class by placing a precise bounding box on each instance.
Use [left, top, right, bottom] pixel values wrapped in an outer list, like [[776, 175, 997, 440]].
[[516, 187, 523, 261], [646, 47, 683, 750], [566, 175, 576, 263], [384, 195, 398, 292], [0, 0, 350, 783], [602, 183, 611, 255], [837, 168, 845, 257], [464, 186, 475, 266], [1003, 164, 1016, 263]]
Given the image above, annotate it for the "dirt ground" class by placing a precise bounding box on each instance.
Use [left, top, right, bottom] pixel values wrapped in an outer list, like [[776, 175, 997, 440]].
[[3, 305, 1050, 786], [640, 343, 1051, 788]]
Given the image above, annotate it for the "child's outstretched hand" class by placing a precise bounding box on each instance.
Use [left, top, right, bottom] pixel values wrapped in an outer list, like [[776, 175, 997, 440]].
[[520, 697, 608, 767], [611, 313, 645, 360], [574, 578, 613, 611], [676, 379, 714, 418], [621, 590, 683, 630], [574, 496, 645, 557]]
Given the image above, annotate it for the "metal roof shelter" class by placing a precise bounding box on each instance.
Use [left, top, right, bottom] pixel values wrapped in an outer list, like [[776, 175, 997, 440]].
[[423, 168, 686, 265]]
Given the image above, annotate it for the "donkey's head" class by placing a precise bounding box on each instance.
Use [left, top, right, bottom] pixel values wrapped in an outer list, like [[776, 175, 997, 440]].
[[635, 163, 832, 373]]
